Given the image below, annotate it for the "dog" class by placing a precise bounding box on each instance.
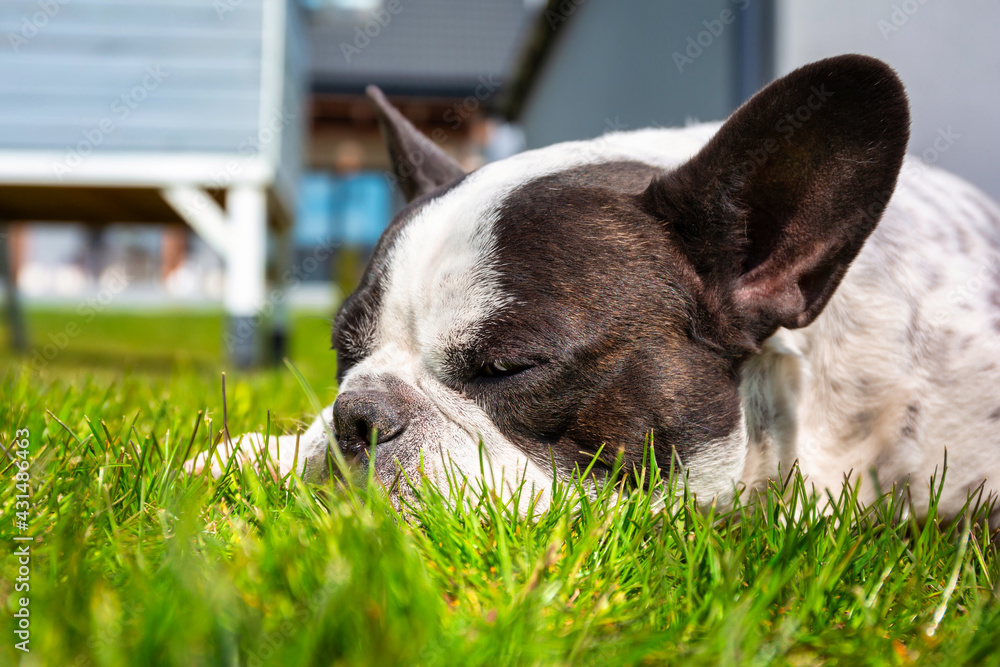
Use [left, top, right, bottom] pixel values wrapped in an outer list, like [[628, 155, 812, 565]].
[[188, 55, 1000, 524]]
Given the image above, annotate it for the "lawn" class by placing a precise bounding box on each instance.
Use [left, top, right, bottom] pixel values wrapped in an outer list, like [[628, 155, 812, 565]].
[[1, 308, 999, 666]]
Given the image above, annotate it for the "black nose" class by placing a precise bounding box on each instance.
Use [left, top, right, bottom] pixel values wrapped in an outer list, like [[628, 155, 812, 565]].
[[332, 390, 410, 458]]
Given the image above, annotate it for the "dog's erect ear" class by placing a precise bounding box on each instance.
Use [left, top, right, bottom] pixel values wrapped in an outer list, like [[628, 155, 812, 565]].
[[366, 85, 465, 202], [642, 54, 910, 349]]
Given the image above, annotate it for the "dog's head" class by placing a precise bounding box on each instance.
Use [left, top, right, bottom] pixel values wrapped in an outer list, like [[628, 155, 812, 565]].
[[329, 55, 910, 504]]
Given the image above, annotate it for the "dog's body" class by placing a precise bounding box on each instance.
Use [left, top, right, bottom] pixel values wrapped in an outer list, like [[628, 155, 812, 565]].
[[741, 157, 1000, 516], [189, 56, 1000, 523]]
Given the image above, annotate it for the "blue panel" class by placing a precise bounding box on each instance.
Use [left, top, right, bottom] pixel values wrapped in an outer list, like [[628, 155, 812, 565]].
[[332, 173, 391, 246], [295, 171, 392, 248], [295, 172, 334, 246]]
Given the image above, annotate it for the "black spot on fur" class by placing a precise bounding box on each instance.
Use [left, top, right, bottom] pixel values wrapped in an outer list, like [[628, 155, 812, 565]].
[[925, 268, 944, 291], [846, 409, 877, 441], [857, 376, 876, 395], [901, 403, 919, 440], [955, 227, 972, 255], [906, 305, 921, 347], [990, 290, 1000, 311]]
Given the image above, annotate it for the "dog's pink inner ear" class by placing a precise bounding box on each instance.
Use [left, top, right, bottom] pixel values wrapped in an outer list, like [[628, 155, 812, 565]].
[[643, 54, 910, 345], [366, 85, 466, 202]]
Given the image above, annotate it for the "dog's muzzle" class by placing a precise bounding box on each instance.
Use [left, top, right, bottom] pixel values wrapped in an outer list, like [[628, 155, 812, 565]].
[[333, 389, 411, 459]]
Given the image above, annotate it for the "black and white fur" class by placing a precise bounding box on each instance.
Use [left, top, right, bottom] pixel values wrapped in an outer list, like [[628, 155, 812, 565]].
[[188, 56, 1000, 524]]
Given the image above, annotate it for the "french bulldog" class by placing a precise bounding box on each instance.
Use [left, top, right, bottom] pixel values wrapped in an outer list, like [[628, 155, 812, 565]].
[[188, 55, 1000, 523]]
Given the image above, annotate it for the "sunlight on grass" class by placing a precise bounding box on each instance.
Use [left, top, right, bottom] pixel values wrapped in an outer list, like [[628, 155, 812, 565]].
[[1, 310, 999, 665]]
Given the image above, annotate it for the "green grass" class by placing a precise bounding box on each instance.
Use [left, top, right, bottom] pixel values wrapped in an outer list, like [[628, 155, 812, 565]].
[[1, 308, 999, 666]]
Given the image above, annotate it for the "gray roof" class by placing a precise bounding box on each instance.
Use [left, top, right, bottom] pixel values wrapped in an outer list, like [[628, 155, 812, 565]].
[[309, 0, 535, 97]]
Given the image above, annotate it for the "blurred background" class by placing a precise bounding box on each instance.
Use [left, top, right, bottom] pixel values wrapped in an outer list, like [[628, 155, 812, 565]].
[[1, 0, 997, 372]]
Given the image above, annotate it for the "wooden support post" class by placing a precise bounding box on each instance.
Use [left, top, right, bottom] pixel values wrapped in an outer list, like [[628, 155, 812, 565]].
[[269, 223, 292, 365], [224, 185, 268, 368], [0, 223, 27, 353]]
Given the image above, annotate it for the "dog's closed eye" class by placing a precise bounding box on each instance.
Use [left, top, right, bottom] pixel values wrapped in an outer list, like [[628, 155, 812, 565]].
[[478, 360, 534, 378]]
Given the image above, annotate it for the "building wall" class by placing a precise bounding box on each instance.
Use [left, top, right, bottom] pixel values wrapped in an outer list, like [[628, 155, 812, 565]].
[[775, 0, 1000, 201], [519, 0, 743, 149], [0, 0, 265, 153]]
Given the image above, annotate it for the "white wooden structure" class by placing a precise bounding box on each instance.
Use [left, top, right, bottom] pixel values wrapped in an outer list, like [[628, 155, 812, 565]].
[[0, 0, 307, 366]]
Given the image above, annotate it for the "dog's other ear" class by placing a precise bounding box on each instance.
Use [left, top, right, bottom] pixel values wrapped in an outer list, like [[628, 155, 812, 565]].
[[366, 85, 465, 202], [642, 54, 909, 350]]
